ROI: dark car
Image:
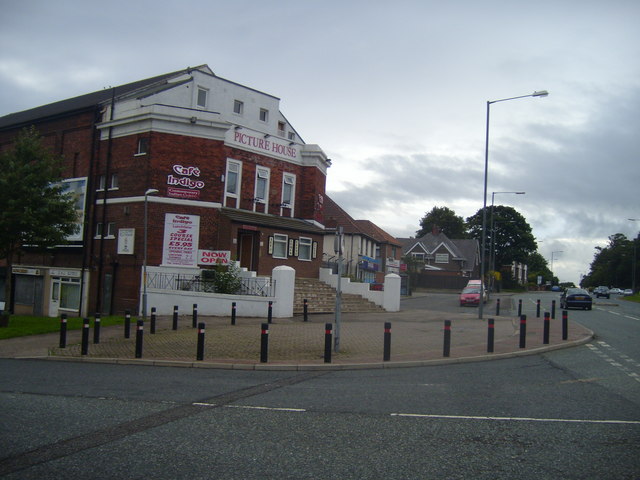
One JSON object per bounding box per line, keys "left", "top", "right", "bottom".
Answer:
{"left": 594, "top": 286, "right": 610, "bottom": 299}
{"left": 560, "top": 288, "right": 592, "bottom": 310}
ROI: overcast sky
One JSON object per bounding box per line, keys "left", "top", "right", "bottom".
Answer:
{"left": 1, "top": 0, "right": 639, "bottom": 284}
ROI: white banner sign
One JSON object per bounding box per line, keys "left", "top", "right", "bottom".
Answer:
{"left": 162, "top": 213, "right": 200, "bottom": 267}
{"left": 117, "top": 228, "right": 135, "bottom": 255}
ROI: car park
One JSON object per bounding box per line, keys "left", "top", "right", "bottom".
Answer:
{"left": 560, "top": 288, "right": 592, "bottom": 310}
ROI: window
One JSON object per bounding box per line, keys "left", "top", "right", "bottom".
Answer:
{"left": 254, "top": 167, "right": 269, "bottom": 203}
{"left": 58, "top": 278, "right": 81, "bottom": 310}
{"left": 136, "top": 138, "right": 149, "bottom": 155}
{"left": 277, "top": 121, "right": 286, "bottom": 136}
{"left": 233, "top": 100, "right": 244, "bottom": 115}
{"left": 196, "top": 87, "right": 208, "bottom": 108}
{"left": 412, "top": 252, "right": 425, "bottom": 261}
{"left": 97, "top": 174, "right": 118, "bottom": 190}
{"left": 281, "top": 173, "right": 295, "bottom": 207}
{"left": 97, "top": 175, "right": 106, "bottom": 191}
{"left": 95, "top": 222, "right": 116, "bottom": 239}
{"left": 109, "top": 174, "right": 118, "bottom": 190}
{"left": 225, "top": 160, "right": 241, "bottom": 196}
{"left": 288, "top": 131, "right": 295, "bottom": 141}
{"left": 259, "top": 108, "right": 269, "bottom": 122}
{"left": 435, "top": 253, "right": 449, "bottom": 264}
{"left": 272, "top": 234, "right": 288, "bottom": 259}
{"left": 298, "top": 237, "right": 312, "bottom": 261}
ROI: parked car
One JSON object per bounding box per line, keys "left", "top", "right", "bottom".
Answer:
{"left": 560, "top": 288, "right": 592, "bottom": 310}
{"left": 594, "top": 286, "right": 610, "bottom": 299}
{"left": 610, "top": 288, "right": 623, "bottom": 295}
{"left": 459, "top": 286, "right": 486, "bottom": 307}
{"left": 623, "top": 289, "right": 633, "bottom": 296}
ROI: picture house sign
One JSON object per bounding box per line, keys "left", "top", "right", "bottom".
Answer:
{"left": 167, "top": 164, "right": 204, "bottom": 199}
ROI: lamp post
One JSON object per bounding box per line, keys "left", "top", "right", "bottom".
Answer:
{"left": 479, "top": 91, "right": 548, "bottom": 319}
{"left": 142, "top": 188, "right": 159, "bottom": 320}
{"left": 489, "top": 191, "right": 525, "bottom": 292}
{"left": 629, "top": 219, "right": 639, "bottom": 293}
{"left": 551, "top": 250, "right": 563, "bottom": 286}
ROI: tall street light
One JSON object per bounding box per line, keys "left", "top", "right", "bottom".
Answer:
{"left": 142, "top": 188, "right": 159, "bottom": 320}
{"left": 489, "top": 191, "right": 525, "bottom": 292}
{"left": 551, "top": 250, "right": 563, "bottom": 286}
{"left": 629, "top": 219, "right": 639, "bottom": 293}
{"left": 479, "top": 91, "right": 548, "bottom": 319}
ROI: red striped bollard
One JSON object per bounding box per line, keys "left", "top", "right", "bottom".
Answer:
{"left": 551, "top": 300, "right": 556, "bottom": 319}
{"left": 383, "top": 322, "right": 392, "bottom": 361}
{"left": 543, "top": 311, "right": 550, "bottom": 344}
{"left": 150, "top": 307, "right": 156, "bottom": 334}
{"left": 518, "top": 299, "right": 522, "bottom": 317}
{"left": 562, "top": 310, "right": 568, "bottom": 340}
{"left": 519, "top": 315, "right": 527, "bottom": 349}
{"left": 172, "top": 305, "right": 178, "bottom": 330}
{"left": 487, "top": 318, "right": 494, "bottom": 353}
{"left": 536, "top": 299, "right": 541, "bottom": 318}
{"left": 231, "top": 302, "right": 236, "bottom": 325}
{"left": 192, "top": 303, "right": 198, "bottom": 328}
{"left": 135, "top": 320, "right": 144, "bottom": 358}
{"left": 59, "top": 314, "right": 68, "bottom": 348}
{"left": 196, "top": 322, "right": 205, "bottom": 361}
{"left": 303, "top": 299, "right": 308, "bottom": 322}
{"left": 324, "top": 323, "right": 332, "bottom": 363}
{"left": 260, "top": 323, "right": 269, "bottom": 363}
{"left": 267, "top": 301, "right": 273, "bottom": 324}
{"left": 495, "top": 298, "right": 501, "bottom": 316}
{"left": 443, "top": 320, "right": 451, "bottom": 357}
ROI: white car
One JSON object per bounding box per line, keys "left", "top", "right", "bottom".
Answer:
{"left": 623, "top": 289, "right": 633, "bottom": 296}
{"left": 610, "top": 288, "right": 623, "bottom": 295}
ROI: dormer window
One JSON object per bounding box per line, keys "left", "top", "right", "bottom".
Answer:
{"left": 196, "top": 87, "right": 208, "bottom": 109}
{"left": 259, "top": 108, "right": 269, "bottom": 122}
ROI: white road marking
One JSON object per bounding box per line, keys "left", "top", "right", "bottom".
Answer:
{"left": 225, "top": 405, "right": 306, "bottom": 412}
{"left": 390, "top": 413, "right": 640, "bottom": 425}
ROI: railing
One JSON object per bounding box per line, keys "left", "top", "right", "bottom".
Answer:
{"left": 147, "top": 272, "right": 276, "bottom": 297}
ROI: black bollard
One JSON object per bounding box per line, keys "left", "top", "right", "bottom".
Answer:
{"left": 150, "top": 307, "right": 156, "bottom": 334}
{"left": 81, "top": 318, "right": 90, "bottom": 355}
{"left": 487, "top": 318, "right": 495, "bottom": 353}
{"left": 519, "top": 314, "right": 527, "bottom": 349}
{"left": 268, "top": 301, "right": 273, "bottom": 324}
{"left": 562, "top": 310, "right": 568, "bottom": 340}
{"left": 192, "top": 303, "right": 198, "bottom": 329}
{"left": 551, "top": 300, "right": 556, "bottom": 319}
{"left": 196, "top": 322, "right": 205, "bottom": 361}
{"left": 383, "top": 322, "right": 392, "bottom": 362}
{"left": 59, "top": 314, "right": 68, "bottom": 348}
{"left": 93, "top": 313, "right": 101, "bottom": 344}
{"left": 260, "top": 323, "right": 269, "bottom": 363}
{"left": 231, "top": 302, "right": 236, "bottom": 326}
{"left": 172, "top": 305, "right": 178, "bottom": 330}
{"left": 536, "top": 299, "right": 541, "bottom": 318}
{"left": 496, "top": 298, "right": 501, "bottom": 316}
{"left": 518, "top": 299, "right": 522, "bottom": 317}
{"left": 324, "top": 323, "right": 332, "bottom": 363}
{"left": 303, "top": 299, "right": 308, "bottom": 322}
{"left": 135, "top": 320, "right": 144, "bottom": 358}
{"left": 124, "top": 310, "right": 131, "bottom": 339}
{"left": 443, "top": 320, "right": 451, "bottom": 357}
{"left": 543, "top": 311, "right": 550, "bottom": 344}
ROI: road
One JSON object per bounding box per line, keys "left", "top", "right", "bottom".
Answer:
{"left": 1, "top": 292, "right": 638, "bottom": 479}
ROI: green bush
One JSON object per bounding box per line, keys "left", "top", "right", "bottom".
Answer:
{"left": 201, "top": 262, "right": 242, "bottom": 294}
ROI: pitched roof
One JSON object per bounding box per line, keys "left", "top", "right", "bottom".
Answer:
{"left": 0, "top": 65, "right": 213, "bottom": 130}
{"left": 354, "top": 220, "right": 402, "bottom": 246}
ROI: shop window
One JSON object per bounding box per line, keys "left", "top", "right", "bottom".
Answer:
{"left": 298, "top": 237, "right": 312, "bottom": 261}
{"left": 59, "top": 278, "right": 80, "bottom": 310}
{"left": 233, "top": 100, "right": 244, "bottom": 115}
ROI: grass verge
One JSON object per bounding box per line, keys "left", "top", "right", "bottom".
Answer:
{"left": 0, "top": 315, "right": 124, "bottom": 340}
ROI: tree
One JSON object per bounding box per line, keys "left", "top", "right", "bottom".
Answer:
{"left": 0, "top": 127, "right": 79, "bottom": 310}
{"left": 526, "top": 251, "right": 553, "bottom": 286}
{"left": 466, "top": 205, "right": 537, "bottom": 271}
{"left": 417, "top": 206, "right": 466, "bottom": 238}
{"left": 582, "top": 233, "right": 638, "bottom": 290}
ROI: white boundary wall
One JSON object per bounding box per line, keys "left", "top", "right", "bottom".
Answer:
{"left": 319, "top": 268, "right": 401, "bottom": 312}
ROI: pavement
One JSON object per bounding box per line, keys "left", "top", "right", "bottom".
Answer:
{"left": 0, "top": 296, "right": 594, "bottom": 370}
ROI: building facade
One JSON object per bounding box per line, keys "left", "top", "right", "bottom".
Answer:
{"left": 0, "top": 65, "right": 330, "bottom": 317}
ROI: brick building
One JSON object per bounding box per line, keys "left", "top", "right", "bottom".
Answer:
{"left": 0, "top": 65, "right": 329, "bottom": 317}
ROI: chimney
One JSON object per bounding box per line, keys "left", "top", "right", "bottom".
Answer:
{"left": 432, "top": 224, "right": 440, "bottom": 235}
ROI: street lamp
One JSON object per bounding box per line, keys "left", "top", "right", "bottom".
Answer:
{"left": 551, "top": 250, "right": 563, "bottom": 286}
{"left": 489, "top": 191, "right": 525, "bottom": 292}
{"left": 142, "top": 188, "right": 159, "bottom": 320}
{"left": 479, "top": 91, "right": 548, "bottom": 319}
{"left": 629, "top": 219, "right": 639, "bottom": 293}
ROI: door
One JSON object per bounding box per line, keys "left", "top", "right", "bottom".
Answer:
{"left": 238, "top": 231, "right": 257, "bottom": 271}
{"left": 49, "top": 278, "right": 60, "bottom": 317}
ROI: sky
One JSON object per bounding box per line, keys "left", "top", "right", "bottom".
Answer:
{"left": 1, "top": 0, "right": 639, "bottom": 284}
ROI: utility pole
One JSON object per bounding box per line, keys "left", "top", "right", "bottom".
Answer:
{"left": 334, "top": 227, "right": 344, "bottom": 352}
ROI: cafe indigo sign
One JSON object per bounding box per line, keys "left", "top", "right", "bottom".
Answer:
{"left": 167, "top": 164, "right": 204, "bottom": 199}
